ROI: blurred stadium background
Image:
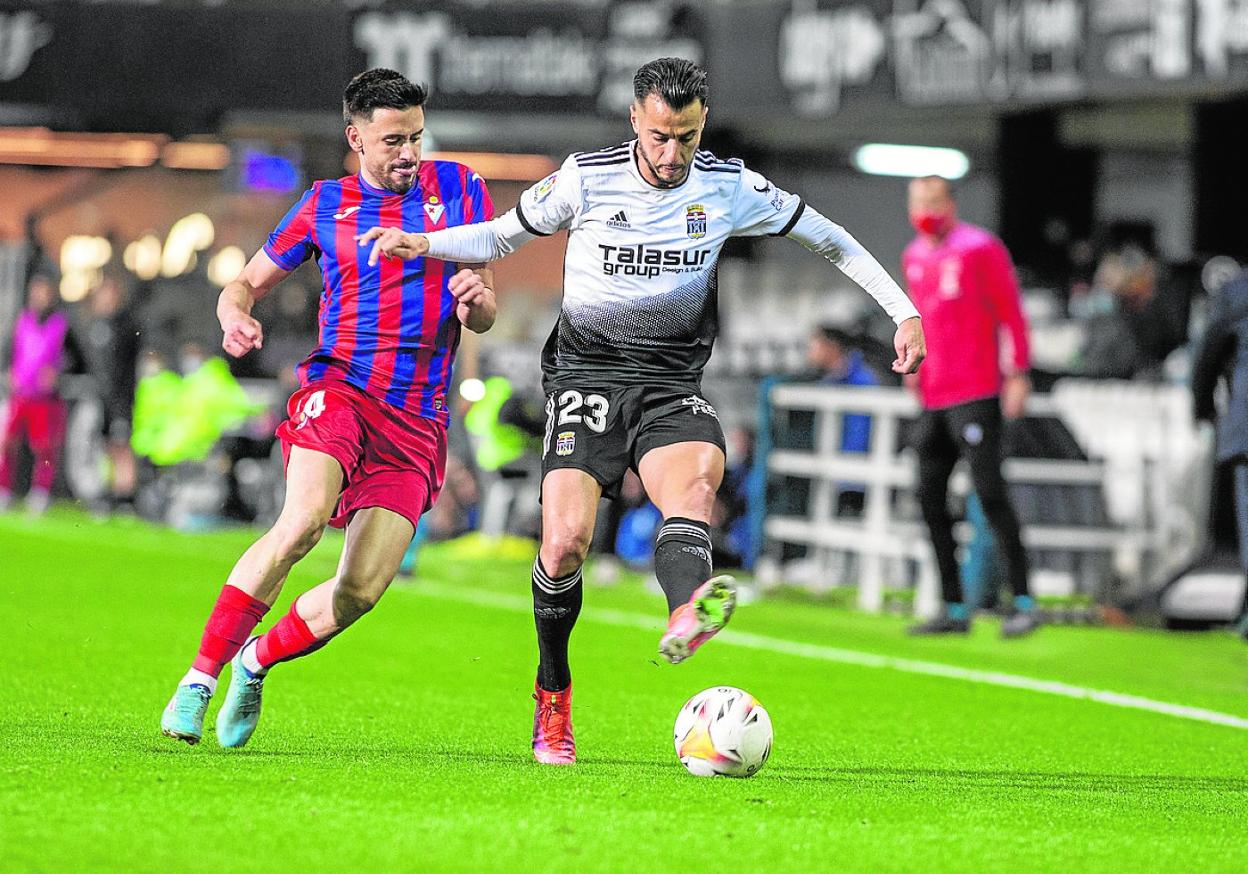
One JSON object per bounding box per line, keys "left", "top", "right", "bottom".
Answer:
{"left": 2, "top": 1, "right": 1247, "bottom": 869}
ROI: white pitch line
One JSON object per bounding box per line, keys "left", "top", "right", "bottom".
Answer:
{"left": 411, "top": 582, "right": 1248, "bottom": 732}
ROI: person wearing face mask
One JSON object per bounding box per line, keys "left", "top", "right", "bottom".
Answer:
{"left": 902, "top": 175, "right": 1038, "bottom": 638}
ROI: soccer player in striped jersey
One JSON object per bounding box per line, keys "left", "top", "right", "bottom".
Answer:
{"left": 360, "top": 58, "right": 926, "bottom": 765}
{"left": 160, "top": 69, "right": 496, "bottom": 747}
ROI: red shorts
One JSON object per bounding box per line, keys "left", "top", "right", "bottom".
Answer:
{"left": 3, "top": 395, "right": 66, "bottom": 454}
{"left": 276, "top": 380, "right": 447, "bottom": 531}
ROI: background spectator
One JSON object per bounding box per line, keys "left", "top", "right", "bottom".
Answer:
{"left": 1, "top": 273, "right": 71, "bottom": 514}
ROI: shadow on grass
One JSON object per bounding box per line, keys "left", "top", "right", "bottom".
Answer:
{"left": 144, "top": 743, "right": 672, "bottom": 773}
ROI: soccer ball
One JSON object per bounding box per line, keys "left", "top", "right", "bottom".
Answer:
{"left": 673, "top": 686, "right": 772, "bottom": 778}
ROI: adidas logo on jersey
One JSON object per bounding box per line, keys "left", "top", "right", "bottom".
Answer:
{"left": 606, "top": 210, "right": 631, "bottom": 229}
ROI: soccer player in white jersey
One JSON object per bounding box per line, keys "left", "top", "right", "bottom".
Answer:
{"left": 358, "top": 58, "right": 925, "bottom": 765}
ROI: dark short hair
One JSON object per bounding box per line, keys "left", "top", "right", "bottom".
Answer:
{"left": 633, "top": 57, "right": 708, "bottom": 110}
{"left": 343, "top": 68, "right": 428, "bottom": 125}
{"left": 816, "top": 324, "right": 857, "bottom": 347}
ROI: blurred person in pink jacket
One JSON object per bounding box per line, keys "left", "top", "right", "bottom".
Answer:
{"left": 1, "top": 274, "right": 70, "bottom": 514}
{"left": 902, "top": 176, "right": 1038, "bottom": 638}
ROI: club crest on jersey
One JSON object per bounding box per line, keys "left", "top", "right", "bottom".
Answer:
{"left": 680, "top": 395, "right": 718, "bottom": 418}
{"left": 424, "top": 196, "right": 445, "bottom": 224}
{"left": 685, "top": 204, "right": 707, "bottom": 239}
{"left": 555, "top": 431, "right": 576, "bottom": 456}
{"left": 533, "top": 172, "right": 558, "bottom": 202}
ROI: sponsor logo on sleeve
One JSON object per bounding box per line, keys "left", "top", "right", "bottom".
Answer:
{"left": 533, "top": 172, "right": 558, "bottom": 202}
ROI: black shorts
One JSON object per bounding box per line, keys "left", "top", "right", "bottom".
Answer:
{"left": 100, "top": 397, "right": 133, "bottom": 443}
{"left": 541, "top": 384, "right": 726, "bottom": 498}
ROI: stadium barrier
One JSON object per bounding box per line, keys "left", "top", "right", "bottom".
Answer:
{"left": 762, "top": 382, "right": 1214, "bottom": 617}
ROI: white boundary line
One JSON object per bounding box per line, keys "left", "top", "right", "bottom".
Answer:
{"left": 413, "top": 582, "right": 1248, "bottom": 732}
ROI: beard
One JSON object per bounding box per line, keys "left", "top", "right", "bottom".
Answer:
{"left": 635, "top": 144, "right": 687, "bottom": 189}
{"left": 361, "top": 147, "right": 417, "bottom": 194}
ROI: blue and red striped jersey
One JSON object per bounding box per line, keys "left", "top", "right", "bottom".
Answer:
{"left": 263, "top": 161, "right": 493, "bottom": 425}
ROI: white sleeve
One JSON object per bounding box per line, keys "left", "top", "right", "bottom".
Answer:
{"left": 787, "top": 205, "right": 921, "bottom": 325}
{"left": 424, "top": 210, "right": 533, "bottom": 263}
{"left": 515, "top": 157, "right": 582, "bottom": 236}
{"left": 729, "top": 167, "right": 805, "bottom": 237}
{"left": 423, "top": 156, "right": 582, "bottom": 263}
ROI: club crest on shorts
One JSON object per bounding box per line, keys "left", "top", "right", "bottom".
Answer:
{"left": 680, "top": 395, "right": 718, "bottom": 418}
{"left": 685, "top": 204, "right": 707, "bottom": 239}
{"left": 555, "top": 430, "right": 576, "bottom": 456}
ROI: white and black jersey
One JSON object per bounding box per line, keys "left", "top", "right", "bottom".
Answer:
{"left": 423, "top": 140, "right": 919, "bottom": 390}
{"left": 512, "top": 143, "right": 805, "bottom": 387}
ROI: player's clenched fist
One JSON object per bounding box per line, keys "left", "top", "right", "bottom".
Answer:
{"left": 892, "top": 316, "right": 926, "bottom": 374}
{"left": 449, "top": 268, "right": 488, "bottom": 307}
{"left": 221, "top": 311, "right": 264, "bottom": 358}
{"left": 356, "top": 226, "right": 430, "bottom": 266}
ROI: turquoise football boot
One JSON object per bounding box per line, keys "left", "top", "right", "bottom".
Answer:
{"left": 216, "top": 643, "right": 265, "bottom": 748}
{"left": 161, "top": 683, "right": 212, "bottom": 745}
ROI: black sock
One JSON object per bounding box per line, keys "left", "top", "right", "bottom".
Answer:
{"left": 532, "top": 557, "right": 582, "bottom": 692}
{"left": 654, "top": 517, "right": 713, "bottom": 613}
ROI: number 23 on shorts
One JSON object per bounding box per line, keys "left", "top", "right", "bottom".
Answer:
{"left": 547, "top": 389, "right": 610, "bottom": 458}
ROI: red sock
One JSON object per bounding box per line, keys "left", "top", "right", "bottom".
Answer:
{"left": 191, "top": 585, "right": 270, "bottom": 677}
{"left": 254, "top": 598, "right": 331, "bottom": 669}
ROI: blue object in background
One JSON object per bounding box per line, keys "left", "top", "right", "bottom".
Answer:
{"left": 240, "top": 149, "right": 300, "bottom": 194}
{"left": 961, "top": 491, "right": 1001, "bottom": 609}
{"left": 615, "top": 502, "right": 662, "bottom": 569}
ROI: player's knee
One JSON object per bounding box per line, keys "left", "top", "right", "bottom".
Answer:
{"left": 272, "top": 512, "right": 328, "bottom": 562}
{"left": 540, "top": 529, "right": 591, "bottom": 578}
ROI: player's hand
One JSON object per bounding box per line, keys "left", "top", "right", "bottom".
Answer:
{"left": 220, "top": 311, "right": 264, "bottom": 358}
{"left": 449, "top": 268, "right": 490, "bottom": 308}
{"left": 355, "top": 226, "right": 429, "bottom": 266}
{"left": 892, "top": 316, "right": 926, "bottom": 374}
{"left": 1001, "top": 372, "right": 1031, "bottom": 420}
{"left": 449, "top": 269, "right": 496, "bottom": 332}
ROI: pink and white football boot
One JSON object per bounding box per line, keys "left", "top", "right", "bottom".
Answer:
{"left": 659, "top": 575, "right": 737, "bottom": 665}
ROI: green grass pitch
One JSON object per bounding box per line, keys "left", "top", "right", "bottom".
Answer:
{"left": 2, "top": 508, "right": 1246, "bottom": 872}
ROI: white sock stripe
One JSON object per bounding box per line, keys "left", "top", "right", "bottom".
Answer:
{"left": 657, "top": 523, "right": 712, "bottom": 545}
{"left": 532, "top": 560, "right": 582, "bottom": 594}
{"left": 533, "top": 574, "right": 583, "bottom": 596}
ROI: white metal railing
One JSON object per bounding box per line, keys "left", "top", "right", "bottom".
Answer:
{"left": 763, "top": 382, "right": 1215, "bottom": 617}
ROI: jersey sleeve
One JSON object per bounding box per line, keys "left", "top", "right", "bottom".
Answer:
{"left": 263, "top": 186, "right": 319, "bottom": 271}
{"left": 979, "top": 237, "right": 1031, "bottom": 374}
{"left": 463, "top": 168, "right": 495, "bottom": 224}
{"left": 730, "top": 167, "right": 805, "bottom": 238}
{"left": 514, "top": 156, "right": 581, "bottom": 236}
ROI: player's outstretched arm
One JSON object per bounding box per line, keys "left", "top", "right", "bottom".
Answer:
{"left": 784, "top": 204, "right": 925, "bottom": 373}
{"left": 356, "top": 227, "right": 430, "bottom": 265}
{"left": 452, "top": 265, "right": 497, "bottom": 334}
{"left": 217, "top": 250, "right": 290, "bottom": 358}
{"left": 358, "top": 210, "right": 537, "bottom": 268}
